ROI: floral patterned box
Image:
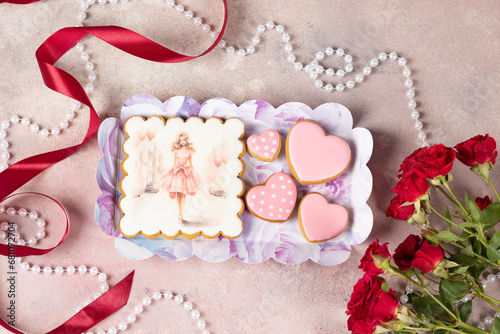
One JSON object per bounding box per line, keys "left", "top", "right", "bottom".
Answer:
{"left": 95, "top": 95, "right": 373, "bottom": 265}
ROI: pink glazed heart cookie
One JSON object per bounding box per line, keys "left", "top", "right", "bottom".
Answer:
{"left": 286, "top": 120, "right": 351, "bottom": 184}
{"left": 245, "top": 172, "right": 297, "bottom": 222}
{"left": 298, "top": 193, "right": 349, "bottom": 243}
{"left": 247, "top": 129, "right": 281, "bottom": 162}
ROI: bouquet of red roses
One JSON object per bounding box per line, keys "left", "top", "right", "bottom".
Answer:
{"left": 347, "top": 135, "right": 500, "bottom": 334}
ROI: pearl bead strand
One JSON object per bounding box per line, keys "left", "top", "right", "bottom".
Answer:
{"left": 0, "top": 205, "right": 46, "bottom": 246}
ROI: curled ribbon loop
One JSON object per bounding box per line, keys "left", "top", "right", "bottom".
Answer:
{"left": 0, "top": 1, "right": 228, "bottom": 332}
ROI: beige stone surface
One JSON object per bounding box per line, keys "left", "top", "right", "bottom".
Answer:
{"left": 1, "top": 0, "right": 500, "bottom": 333}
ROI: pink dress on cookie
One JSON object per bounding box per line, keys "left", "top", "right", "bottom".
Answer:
{"left": 158, "top": 149, "right": 201, "bottom": 198}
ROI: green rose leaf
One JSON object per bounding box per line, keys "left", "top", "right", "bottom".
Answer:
{"left": 467, "top": 262, "right": 487, "bottom": 281}
{"left": 487, "top": 231, "right": 500, "bottom": 263}
{"left": 459, "top": 300, "right": 472, "bottom": 322}
{"left": 479, "top": 202, "right": 500, "bottom": 229}
{"left": 439, "top": 279, "right": 467, "bottom": 302}
{"left": 448, "top": 253, "right": 477, "bottom": 266}
{"left": 433, "top": 231, "right": 462, "bottom": 242}
{"left": 492, "top": 317, "right": 500, "bottom": 334}
{"left": 461, "top": 245, "right": 474, "bottom": 258}
{"left": 467, "top": 195, "right": 481, "bottom": 221}
{"left": 411, "top": 296, "right": 434, "bottom": 320}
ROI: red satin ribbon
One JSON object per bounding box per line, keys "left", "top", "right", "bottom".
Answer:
{"left": 0, "top": 0, "right": 228, "bottom": 332}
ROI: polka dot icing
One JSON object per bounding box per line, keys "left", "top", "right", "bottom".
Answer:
{"left": 247, "top": 129, "right": 281, "bottom": 162}
{"left": 245, "top": 172, "right": 297, "bottom": 222}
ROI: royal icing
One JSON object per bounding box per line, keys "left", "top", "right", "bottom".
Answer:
{"left": 286, "top": 120, "right": 351, "bottom": 184}
{"left": 247, "top": 129, "right": 281, "bottom": 161}
{"left": 120, "top": 116, "right": 246, "bottom": 240}
{"left": 245, "top": 172, "right": 297, "bottom": 222}
{"left": 298, "top": 193, "right": 348, "bottom": 243}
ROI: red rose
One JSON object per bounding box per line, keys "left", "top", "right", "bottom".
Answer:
{"left": 399, "top": 144, "right": 456, "bottom": 180}
{"left": 476, "top": 196, "right": 492, "bottom": 211}
{"left": 347, "top": 274, "right": 399, "bottom": 334}
{"left": 392, "top": 171, "right": 429, "bottom": 203}
{"left": 455, "top": 134, "right": 497, "bottom": 167}
{"left": 398, "top": 147, "right": 424, "bottom": 174}
{"left": 386, "top": 195, "right": 415, "bottom": 220}
{"left": 359, "top": 239, "right": 391, "bottom": 276}
{"left": 393, "top": 234, "right": 444, "bottom": 273}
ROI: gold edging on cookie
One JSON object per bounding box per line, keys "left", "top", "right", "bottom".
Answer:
{"left": 297, "top": 192, "right": 349, "bottom": 243}
{"left": 244, "top": 172, "right": 296, "bottom": 223}
{"left": 285, "top": 120, "right": 352, "bottom": 185}
{"left": 247, "top": 129, "right": 281, "bottom": 162}
{"left": 118, "top": 115, "right": 246, "bottom": 240}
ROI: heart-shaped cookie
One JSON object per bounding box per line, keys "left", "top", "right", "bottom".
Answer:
{"left": 245, "top": 172, "right": 297, "bottom": 222}
{"left": 298, "top": 193, "right": 348, "bottom": 243}
{"left": 286, "top": 120, "right": 351, "bottom": 184}
{"left": 247, "top": 129, "right": 281, "bottom": 162}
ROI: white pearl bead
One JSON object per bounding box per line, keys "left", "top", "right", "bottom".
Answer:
{"left": 370, "top": 58, "right": 378, "bottom": 67}
{"left": 287, "top": 54, "right": 295, "bottom": 63}
{"left": 85, "top": 62, "right": 94, "bottom": 71}
{"left": 408, "top": 100, "right": 417, "bottom": 109}
{"left": 142, "top": 296, "right": 151, "bottom": 305}
{"left": 344, "top": 54, "right": 352, "bottom": 63}
{"left": 363, "top": 67, "right": 371, "bottom": 75}
{"left": 55, "top": 266, "right": 64, "bottom": 275}
{"left": 398, "top": 57, "right": 407, "bottom": 66}
{"left": 478, "top": 323, "right": 486, "bottom": 330}
{"left": 30, "top": 124, "right": 39, "bottom": 132}
{"left": 40, "top": 129, "right": 49, "bottom": 137}
{"left": 0, "top": 131, "right": 6, "bottom": 140}
{"left": 315, "top": 51, "right": 324, "bottom": 60}
{"left": 418, "top": 132, "right": 427, "bottom": 140}
{"left": 265, "top": 21, "right": 274, "bottom": 29}
{"left": 175, "top": 4, "right": 183, "bottom": 13}
{"left": 36, "top": 230, "right": 46, "bottom": 239}
{"left": 405, "top": 79, "right": 413, "bottom": 87}
{"left": 165, "top": 291, "right": 173, "bottom": 299}
{"left": 481, "top": 282, "right": 488, "bottom": 289}
{"left": 309, "top": 72, "right": 318, "bottom": 79}
{"left": 355, "top": 74, "right": 364, "bottom": 82}
{"left": 0, "top": 205, "right": 4, "bottom": 213}
{"left": 304, "top": 65, "right": 313, "bottom": 73}
{"left": 336, "top": 48, "right": 344, "bottom": 56}
{"left": 378, "top": 52, "right": 387, "bottom": 60}
{"left": 406, "top": 90, "right": 415, "bottom": 98}
{"left": 100, "top": 283, "right": 109, "bottom": 292}
{"left": 60, "top": 120, "right": 69, "bottom": 129}
{"left": 324, "top": 84, "right": 333, "bottom": 92}
{"left": 43, "top": 266, "right": 52, "bottom": 275}
{"left": 36, "top": 219, "right": 46, "bottom": 228}
{"left": 346, "top": 81, "right": 355, "bottom": 89}
{"left": 325, "top": 68, "right": 334, "bottom": 76}
{"left": 75, "top": 23, "right": 83, "bottom": 28}
{"left": 336, "top": 69, "right": 345, "bottom": 78}
{"left": 202, "top": 331, "right": 210, "bottom": 334}
{"left": 193, "top": 17, "right": 202, "bottom": 25}
{"left": 85, "top": 83, "right": 94, "bottom": 92}
{"left": 210, "top": 32, "right": 218, "bottom": 40}
{"left": 315, "top": 65, "right": 324, "bottom": 74}
{"left": 0, "top": 231, "right": 5, "bottom": 239}
{"left": 20, "top": 262, "right": 29, "bottom": 271}
{"left": 66, "top": 266, "right": 76, "bottom": 274}
{"left": 88, "top": 73, "right": 96, "bottom": 82}
{"left": 153, "top": 291, "right": 162, "bottom": 300}
{"left": 389, "top": 52, "right": 398, "bottom": 60}
{"left": 488, "top": 274, "right": 497, "bottom": 282}
{"left": 98, "top": 0, "right": 106, "bottom": 5}
{"left": 225, "top": 46, "right": 235, "bottom": 54}
{"left": 66, "top": 111, "right": 75, "bottom": 120}
{"left": 284, "top": 44, "right": 293, "bottom": 53}
{"left": 127, "top": 314, "right": 136, "bottom": 323}
{"left": 400, "top": 295, "right": 409, "bottom": 303}
{"left": 236, "top": 49, "right": 246, "bottom": 57}
{"left": 197, "top": 320, "right": 206, "bottom": 329}
{"left": 294, "top": 62, "right": 303, "bottom": 70}
{"left": 108, "top": 327, "right": 117, "bottom": 334}
{"left": 191, "top": 310, "right": 200, "bottom": 319}
{"left": 51, "top": 127, "right": 60, "bottom": 136}
{"left": 21, "top": 117, "right": 30, "bottom": 126}
{"left": 414, "top": 121, "right": 423, "bottom": 130}
{"left": 80, "top": 52, "right": 89, "bottom": 61}
{"left": 28, "top": 211, "right": 38, "bottom": 220}
{"left": 78, "top": 265, "right": 87, "bottom": 274}
{"left": 166, "top": 0, "right": 174, "bottom": 6}
{"left": 325, "top": 47, "right": 334, "bottom": 56}
{"left": 134, "top": 305, "right": 143, "bottom": 314}
{"left": 403, "top": 68, "right": 411, "bottom": 76}
{"left": 10, "top": 115, "right": 19, "bottom": 124}
{"left": 87, "top": 0, "right": 96, "bottom": 4}
{"left": 405, "top": 285, "right": 414, "bottom": 293}
{"left": 485, "top": 317, "right": 494, "bottom": 326}
{"left": 175, "top": 295, "right": 184, "bottom": 303}
{"left": 257, "top": 25, "right": 265, "bottom": 33}
{"left": 0, "top": 221, "right": 7, "bottom": 229}
{"left": 202, "top": 24, "right": 210, "bottom": 33}
{"left": 98, "top": 272, "right": 107, "bottom": 281}
{"left": 5, "top": 207, "right": 15, "bottom": 215}
{"left": 118, "top": 322, "right": 127, "bottom": 331}
{"left": 252, "top": 36, "right": 260, "bottom": 45}
{"left": 77, "top": 12, "right": 86, "bottom": 21}
{"left": 336, "top": 84, "right": 344, "bottom": 92}
{"left": 17, "top": 239, "right": 25, "bottom": 246}
{"left": 93, "top": 292, "right": 101, "bottom": 300}
{"left": 31, "top": 265, "right": 40, "bottom": 274}
{"left": 345, "top": 64, "right": 353, "bottom": 72}
{"left": 411, "top": 111, "right": 419, "bottom": 119}
{"left": 184, "top": 10, "right": 193, "bottom": 19}
{"left": 1, "top": 121, "right": 9, "bottom": 129}
{"left": 281, "top": 34, "right": 290, "bottom": 42}
{"left": 2, "top": 152, "right": 10, "bottom": 161}
{"left": 218, "top": 40, "right": 226, "bottom": 48}
{"left": 89, "top": 267, "right": 99, "bottom": 275}
{"left": 0, "top": 163, "right": 8, "bottom": 171}
{"left": 184, "top": 301, "right": 193, "bottom": 310}
{"left": 314, "top": 80, "right": 323, "bottom": 89}
{"left": 275, "top": 25, "right": 284, "bottom": 33}
{"left": 495, "top": 312, "right": 500, "bottom": 318}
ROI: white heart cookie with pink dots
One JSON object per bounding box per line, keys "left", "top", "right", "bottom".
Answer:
{"left": 245, "top": 172, "right": 297, "bottom": 223}
{"left": 247, "top": 129, "right": 281, "bottom": 162}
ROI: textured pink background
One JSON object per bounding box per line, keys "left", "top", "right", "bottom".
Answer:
{"left": 1, "top": 1, "right": 500, "bottom": 333}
